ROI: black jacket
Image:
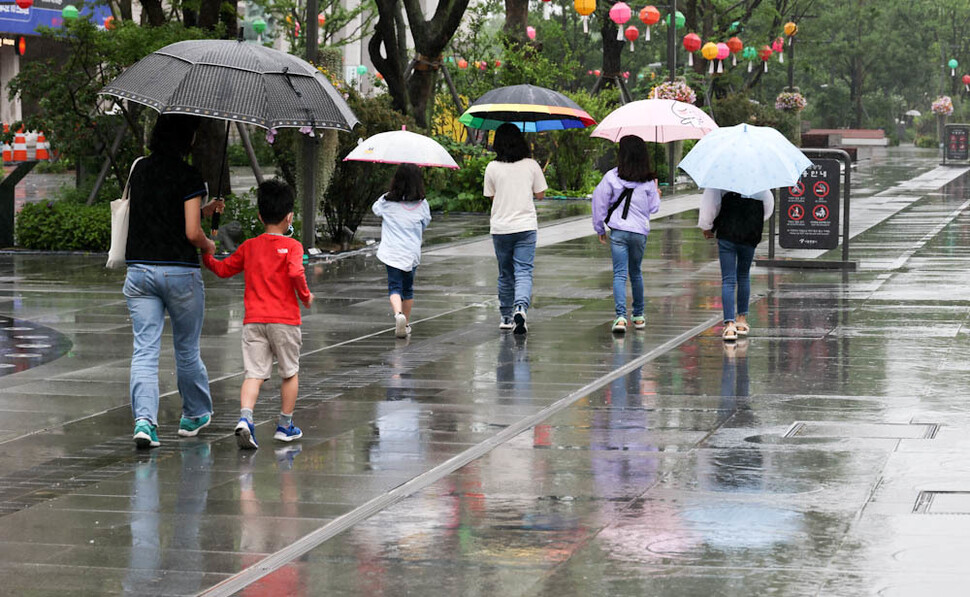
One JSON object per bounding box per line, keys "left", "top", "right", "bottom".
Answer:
{"left": 712, "top": 192, "right": 765, "bottom": 247}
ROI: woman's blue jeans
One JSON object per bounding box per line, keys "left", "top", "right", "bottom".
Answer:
{"left": 717, "top": 239, "right": 756, "bottom": 323}
{"left": 124, "top": 264, "right": 213, "bottom": 426}
{"left": 610, "top": 229, "right": 646, "bottom": 319}
{"left": 492, "top": 230, "right": 536, "bottom": 318}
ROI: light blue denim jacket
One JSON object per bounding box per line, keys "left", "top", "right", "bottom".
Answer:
{"left": 372, "top": 195, "right": 432, "bottom": 272}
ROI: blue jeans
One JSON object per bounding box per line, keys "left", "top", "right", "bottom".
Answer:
{"left": 124, "top": 265, "right": 213, "bottom": 426}
{"left": 717, "top": 239, "right": 756, "bottom": 323}
{"left": 386, "top": 265, "right": 415, "bottom": 300}
{"left": 492, "top": 230, "right": 536, "bottom": 318}
{"left": 610, "top": 230, "right": 646, "bottom": 319}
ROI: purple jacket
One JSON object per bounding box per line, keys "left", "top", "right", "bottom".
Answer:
{"left": 591, "top": 168, "right": 661, "bottom": 236}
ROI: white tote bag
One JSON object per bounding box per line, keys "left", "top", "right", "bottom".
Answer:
{"left": 106, "top": 157, "right": 144, "bottom": 269}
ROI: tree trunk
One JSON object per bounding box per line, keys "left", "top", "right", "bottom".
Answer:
{"left": 503, "top": 0, "right": 529, "bottom": 45}
{"left": 138, "top": 0, "right": 166, "bottom": 26}
{"left": 600, "top": 5, "right": 623, "bottom": 80}
{"left": 370, "top": 0, "right": 470, "bottom": 127}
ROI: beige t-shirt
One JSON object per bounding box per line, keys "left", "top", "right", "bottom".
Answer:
{"left": 483, "top": 158, "right": 548, "bottom": 235}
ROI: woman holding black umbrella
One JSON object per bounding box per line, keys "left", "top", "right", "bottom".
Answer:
{"left": 124, "top": 114, "right": 222, "bottom": 449}
{"left": 484, "top": 123, "right": 548, "bottom": 335}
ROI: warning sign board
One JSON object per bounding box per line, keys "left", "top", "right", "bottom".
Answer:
{"left": 779, "top": 158, "right": 840, "bottom": 250}
{"left": 946, "top": 125, "right": 970, "bottom": 162}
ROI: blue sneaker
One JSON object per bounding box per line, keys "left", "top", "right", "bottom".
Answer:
{"left": 133, "top": 420, "right": 160, "bottom": 449}
{"left": 178, "top": 413, "right": 211, "bottom": 437}
{"left": 234, "top": 418, "right": 258, "bottom": 450}
{"left": 273, "top": 423, "right": 303, "bottom": 442}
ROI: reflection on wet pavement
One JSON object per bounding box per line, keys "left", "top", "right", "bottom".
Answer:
{"left": 3, "top": 147, "right": 970, "bottom": 595}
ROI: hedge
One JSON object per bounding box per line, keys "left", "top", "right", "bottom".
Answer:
{"left": 16, "top": 201, "right": 110, "bottom": 251}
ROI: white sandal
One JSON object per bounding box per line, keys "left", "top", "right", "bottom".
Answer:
{"left": 722, "top": 322, "right": 738, "bottom": 341}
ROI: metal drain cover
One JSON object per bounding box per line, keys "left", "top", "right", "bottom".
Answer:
{"left": 784, "top": 421, "right": 939, "bottom": 440}
{"left": 914, "top": 491, "right": 970, "bottom": 514}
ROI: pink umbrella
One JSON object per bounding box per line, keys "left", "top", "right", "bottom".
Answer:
{"left": 591, "top": 98, "right": 718, "bottom": 143}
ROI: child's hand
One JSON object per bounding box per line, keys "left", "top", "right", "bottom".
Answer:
{"left": 302, "top": 293, "right": 314, "bottom": 308}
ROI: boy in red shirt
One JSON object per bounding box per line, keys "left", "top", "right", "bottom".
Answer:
{"left": 203, "top": 180, "right": 314, "bottom": 449}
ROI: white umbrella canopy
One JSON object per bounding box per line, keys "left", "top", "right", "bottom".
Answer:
{"left": 905, "top": 109, "right": 922, "bottom": 117}
{"left": 678, "top": 123, "right": 812, "bottom": 196}
{"left": 591, "top": 99, "right": 718, "bottom": 143}
{"left": 343, "top": 127, "right": 460, "bottom": 169}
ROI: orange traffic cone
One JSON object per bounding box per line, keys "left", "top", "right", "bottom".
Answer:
{"left": 1, "top": 143, "right": 10, "bottom": 163}
{"left": 35, "top": 132, "right": 49, "bottom": 160}
{"left": 12, "top": 132, "right": 26, "bottom": 162}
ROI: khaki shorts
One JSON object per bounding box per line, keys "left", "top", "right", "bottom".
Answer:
{"left": 241, "top": 323, "right": 303, "bottom": 380}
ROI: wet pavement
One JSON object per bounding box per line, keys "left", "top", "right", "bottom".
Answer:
{"left": 2, "top": 146, "right": 970, "bottom": 595}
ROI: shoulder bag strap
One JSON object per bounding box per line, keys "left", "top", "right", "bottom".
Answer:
{"left": 122, "top": 156, "right": 145, "bottom": 202}
{"left": 605, "top": 187, "right": 634, "bottom": 226}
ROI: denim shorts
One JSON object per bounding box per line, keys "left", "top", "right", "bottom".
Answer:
{"left": 386, "top": 265, "right": 415, "bottom": 300}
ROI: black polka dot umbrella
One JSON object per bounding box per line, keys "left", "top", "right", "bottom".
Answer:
{"left": 99, "top": 39, "right": 358, "bottom": 132}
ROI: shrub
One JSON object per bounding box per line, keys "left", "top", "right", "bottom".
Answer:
{"left": 322, "top": 93, "right": 415, "bottom": 246}
{"left": 17, "top": 201, "right": 110, "bottom": 250}
{"left": 424, "top": 137, "right": 492, "bottom": 211}
{"left": 915, "top": 135, "right": 938, "bottom": 148}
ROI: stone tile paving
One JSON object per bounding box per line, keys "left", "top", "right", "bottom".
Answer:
{"left": 0, "top": 147, "right": 968, "bottom": 596}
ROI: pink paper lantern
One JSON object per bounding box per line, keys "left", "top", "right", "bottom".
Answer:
{"left": 526, "top": 26, "right": 536, "bottom": 40}
{"left": 609, "top": 2, "right": 632, "bottom": 40}
{"left": 715, "top": 42, "right": 729, "bottom": 73}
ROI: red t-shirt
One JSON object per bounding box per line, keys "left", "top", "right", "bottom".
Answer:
{"left": 203, "top": 234, "right": 311, "bottom": 325}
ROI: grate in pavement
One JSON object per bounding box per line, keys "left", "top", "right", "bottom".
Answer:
{"left": 783, "top": 421, "right": 940, "bottom": 440}
{"left": 914, "top": 491, "right": 970, "bottom": 514}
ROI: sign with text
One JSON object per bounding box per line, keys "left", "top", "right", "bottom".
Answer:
{"left": 946, "top": 125, "right": 970, "bottom": 162}
{"left": 0, "top": 1, "right": 111, "bottom": 37}
{"left": 779, "top": 158, "right": 840, "bottom": 250}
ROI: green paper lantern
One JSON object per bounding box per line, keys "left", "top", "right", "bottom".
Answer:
{"left": 665, "top": 11, "right": 685, "bottom": 29}
{"left": 728, "top": 21, "right": 741, "bottom": 34}
{"left": 356, "top": 64, "right": 367, "bottom": 75}
{"left": 62, "top": 4, "right": 78, "bottom": 20}
{"left": 949, "top": 58, "right": 959, "bottom": 69}
{"left": 742, "top": 46, "right": 757, "bottom": 60}
{"left": 252, "top": 18, "right": 266, "bottom": 34}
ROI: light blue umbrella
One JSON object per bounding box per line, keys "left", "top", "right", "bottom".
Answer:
{"left": 678, "top": 123, "right": 812, "bottom": 196}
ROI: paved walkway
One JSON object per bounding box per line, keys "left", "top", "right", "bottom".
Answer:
{"left": 1, "top": 147, "right": 970, "bottom": 596}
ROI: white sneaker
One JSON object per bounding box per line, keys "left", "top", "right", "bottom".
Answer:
{"left": 394, "top": 313, "right": 408, "bottom": 338}
{"left": 499, "top": 316, "right": 514, "bottom": 330}
{"left": 513, "top": 308, "right": 527, "bottom": 335}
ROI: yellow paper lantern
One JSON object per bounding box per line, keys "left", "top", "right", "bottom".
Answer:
{"left": 575, "top": 0, "right": 596, "bottom": 33}
{"left": 784, "top": 21, "right": 797, "bottom": 37}
{"left": 701, "top": 42, "right": 718, "bottom": 60}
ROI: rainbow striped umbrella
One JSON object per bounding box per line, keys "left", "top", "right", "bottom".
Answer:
{"left": 459, "top": 84, "right": 596, "bottom": 132}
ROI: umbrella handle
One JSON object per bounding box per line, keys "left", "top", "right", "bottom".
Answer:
{"left": 211, "top": 211, "right": 221, "bottom": 235}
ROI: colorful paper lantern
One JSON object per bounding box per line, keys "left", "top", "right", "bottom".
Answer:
{"left": 963, "top": 74, "right": 970, "bottom": 91}
{"left": 702, "top": 42, "right": 718, "bottom": 74}
{"left": 727, "top": 36, "right": 743, "bottom": 65}
{"left": 356, "top": 64, "right": 367, "bottom": 75}
{"left": 639, "top": 6, "right": 660, "bottom": 41}
{"left": 624, "top": 25, "right": 639, "bottom": 51}
{"left": 15, "top": 0, "right": 32, "bottom": 9}
{"left": 759, "top": 45, "right": 773, "bottom": 72}
{"left": 494, "top": 60, "right": 502, "bottom": 68}
{"left": 458, "top": 58, "right": 468, "bottom": 69}
{"left": 526, "top": 25, "right": 536, "bottom": 40}
{"left": 575, "top": 0, "right": 596, "bottom": 34}
{"left": 479, "top": 61, "right": 487, "bottom": 70}
{"left": 61, "top": 4, "right": 78, "bottom": 20}
{"left": 950, "top": 58, "right": 959, "bottom": 76}
{"left": 103, "top": 15, "right": 115, "bottom": 29}
{"left": 252, "top": 17, "right": 266, "bottom": 36}
{"left": 683, "top": 33, "right": 701, "bottom": 66}
{"left": 318, "top": 12, "right": 325, "bottom": 26}
{"left": 772, "top": 36, "right": 785, "bottom": 62}
{"left": 742, "top": 46, "right": 757, "bottom": 72}
{"left": 665, "top": 10, "right": 685, "bottom": 29}
{"left": 784, "top": 21, "right": 798, "bottom": 38}
{"left": 715, "top": 42, "right": 729, "bottom": 73}
{"left": 594, "top": 69, "right": 601, "bottom": 76}
{"left": 610, "top": 2, "right": 632, "bottom": 41}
